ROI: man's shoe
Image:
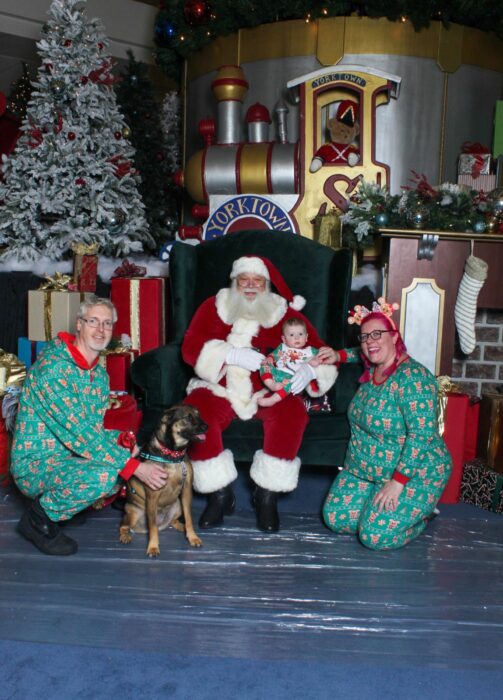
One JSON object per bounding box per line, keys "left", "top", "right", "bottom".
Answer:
{"left": 199, "top": 485, "right": 236, "bottom": 529}
{"left": 17, "top": 497, "right": 78, "bottom": 555}
{"left": 253, "top": 486, "right": 280, "bottom": 532}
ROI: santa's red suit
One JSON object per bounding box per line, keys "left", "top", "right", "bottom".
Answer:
{"left": 182, "top": 257, "right": 338, "bottom": 495}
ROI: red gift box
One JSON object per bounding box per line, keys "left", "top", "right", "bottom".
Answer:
{"left": 98, "top": 349, "right": 138, "bottom": 392}
{"left": 439, "top": 392, "right": 480, "bottom": 504}
{"left": 104, "top": 394, "right": 142, "bottom": 434}
{"left": 111, "top": 277, "right": 166, "bottom": 354}
{"left": 73, "top": 254, "right": 98, "bottom": 292}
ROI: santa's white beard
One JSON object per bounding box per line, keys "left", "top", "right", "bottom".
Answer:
{"left": 226, "top": 285, "right": 278, "bottom": 325}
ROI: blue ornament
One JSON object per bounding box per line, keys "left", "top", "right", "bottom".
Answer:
{"left": 375, "top": 212, "right": 389, "bottom": 227}
{"left": 159, "top": 242, "right": 173, "bottom": 263}
{"left": 473, "top": 219, "right": 486, "bottom": 233}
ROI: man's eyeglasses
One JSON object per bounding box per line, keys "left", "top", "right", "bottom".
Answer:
{"left": 80, "top": 317, "right": 114, "bottom": 330}
{"left": 358, "top": 330, "right": 393, "bottom": 343}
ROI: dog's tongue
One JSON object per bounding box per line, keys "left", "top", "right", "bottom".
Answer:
{"left": 196, "top": 433, "right": 206, "bottom": 441}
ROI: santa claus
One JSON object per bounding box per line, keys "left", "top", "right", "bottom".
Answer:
{"left": 182, "top": 256, "right": 339, "bottom": 532}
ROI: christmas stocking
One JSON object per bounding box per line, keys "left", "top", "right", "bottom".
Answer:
{"left": 454, "top": 255, "right": 488, "bottom": 355}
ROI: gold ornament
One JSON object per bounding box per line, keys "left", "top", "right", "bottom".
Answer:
{"left": 122, "top": 126, "right": 131, "bottom": 139}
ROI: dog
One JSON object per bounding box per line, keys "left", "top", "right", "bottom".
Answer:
{"left": 119, "top": 404, "right": 207, "bottom": 558}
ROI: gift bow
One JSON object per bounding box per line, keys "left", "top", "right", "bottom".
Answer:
{"left": 112, "top": 258, "right": 147, "bottom": 278}
{"left": 461, "top": 141, "right": 491, "bottom": 179}
{"left": 71, "top": 241, "right": 100, "bottom": 256}
{"left": 38, "top": 272, "right": 76, "bottom": 291}
{"left": 436, "top": 376, "right": 461, "bottom": 437}
{"left": 0, "top": 349, "right": 27, "bottom": 398}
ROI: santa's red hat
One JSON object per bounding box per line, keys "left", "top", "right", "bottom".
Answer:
{"left": 230, "top": 256, "right": 306, "bottom": 311}
{"left": 336, "top": 99, "right": 359, "bottom": 127}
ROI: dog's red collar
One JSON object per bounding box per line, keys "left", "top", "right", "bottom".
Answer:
{"left": 158, "top": 445, "right": 186, "bottom": 459}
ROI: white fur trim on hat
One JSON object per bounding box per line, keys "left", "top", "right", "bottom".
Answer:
{"left": 191, "top": 450, "right": 237, "bottom": 493}
{"left": 231, "top": 256, "right": 270, "bottom": 280}
{"left": 290, "top": 294, "right": 306, "bottom": 311}
{"left": 250, "top": 450, "right": 301, "bottom": 492}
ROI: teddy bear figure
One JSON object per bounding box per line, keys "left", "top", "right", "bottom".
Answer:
{"left": 310, "top": 99, "right": 360, "bottom": 173}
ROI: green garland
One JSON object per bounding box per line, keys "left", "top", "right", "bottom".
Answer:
{"left": 154, "top": 1, "right": 503, "bottom": 80}
{"left": 340, "top": 175, "right": 497, "bottom": 250}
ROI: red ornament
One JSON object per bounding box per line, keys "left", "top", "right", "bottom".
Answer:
{"left": 81, "top": 76, "right": 89, "bottom": 84}
{"left": 114, "top": 131, "right": 122, "bottom": 140}
{"left": 184, "top": 0, "right": 212, "bottom": 26}
{"left": 68, "top": 132, "right": 76, "bottom": 141}
{"left": 156, "top": 152, "right": 165, "bottom": 162}
{"left": 45, "top": 63, "right": 53, "bottom": 73}
{"left": 64, "top": 39, "right": 72, "bottom": 47}
{"left": 98, "top": 42, "right": 104, "bottom": 50}
{"left": 75, "top": 178, "right": 86, "bottom": 186}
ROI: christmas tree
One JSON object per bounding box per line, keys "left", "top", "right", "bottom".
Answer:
{"left": 160, "top": 90, "right": 182, "bottom": 178}
{"left": 0, "top": 0, "right": 153, "bottom": 262}
{"left": 115, "top": 51, "right": 180, "bottom": 248}
{"left": 7, "top": 62, "right": 34, "bottom": 121}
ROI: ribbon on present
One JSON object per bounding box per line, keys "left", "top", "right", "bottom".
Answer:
{"left": 112, "top": 258, "right": 147, "bottom": 278}
{"left": 37, "top": 273, "right": 78, "bottom": 340}
{"left": 71, "top": 242, "right": 100, "bottom": 256}
{"left": 461, "top": 142, "right": 491, "bottom": 178}
{"left": 0, "top": 350, "right": 26, "bottom": 398}
{"left": 437, "top": 376, "right": 462, "bottom": 437}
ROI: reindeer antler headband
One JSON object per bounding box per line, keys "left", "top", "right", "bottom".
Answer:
{"left": 348, "top": 296, "right": 399, "bottom": 326}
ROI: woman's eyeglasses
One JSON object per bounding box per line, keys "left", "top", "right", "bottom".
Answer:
{"left": 358, "top": 330, "right": 393, "bottom": 343}
{"left": 80, "top": 317, "right": 114, "bottom": 330}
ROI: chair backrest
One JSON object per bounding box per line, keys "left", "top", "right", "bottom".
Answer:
{"left": 169, "top": 230, "right": 353, "bottom": 348}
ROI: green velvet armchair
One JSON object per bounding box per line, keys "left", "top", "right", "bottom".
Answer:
{"left": 131, "top": 230, "right": 362, "bottom": 468}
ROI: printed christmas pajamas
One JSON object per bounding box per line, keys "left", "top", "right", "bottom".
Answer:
{"left": 323, "top": 351, "right": 451, "bottom": 549}
{"left": 11, "top": 336, "right": 136, "bottom": 521}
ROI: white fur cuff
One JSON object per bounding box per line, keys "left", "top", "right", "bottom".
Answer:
{"left": 250, "top": 450, "right": 301, "bottom": 493}
{"left": 194, "top": 339, "right": 230, "bottom": 384}
{"left": 306, "top": 363, "right": 338, "bottom": 397}
{"left": 191, "top": 449, "right": 238, "bottom": 493}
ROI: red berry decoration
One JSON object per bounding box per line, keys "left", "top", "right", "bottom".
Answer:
{"left": 81, "top": 76, "right": 89, "bottom": 84}
{"left": 98, "top": 42, "right": 104, "bottom": 50}
{"left": 184, "top": 0, "right": 212, "bottom": 26}
{"left": 114, "top": 131, "right": 122, "bottom": 140}
{"left": 75, "top": 178, "right": 86, "bottom": 186}
{"left": 68, "top": 132, "right": 76, "bottom": 140}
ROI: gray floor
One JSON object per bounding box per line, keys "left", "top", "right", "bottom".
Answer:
{"left": 1, "top": 469, "right": 502, "bottom": 674}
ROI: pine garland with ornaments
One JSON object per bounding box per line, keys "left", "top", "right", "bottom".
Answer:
{"left": 0, "top": 0, "right": 153, "bottom": 262}
{"left": 154, "top": 0, "right": 503, "bottom": 80}
{"left": 340, "top": 175, "right": 503, "bottom": 250}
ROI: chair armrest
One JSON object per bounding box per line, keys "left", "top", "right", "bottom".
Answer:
{"left": 131, "top": 342, "right": 193, "bottom": 410}
{"left": 331, "top": 362, "right": 362, "bottom": 414}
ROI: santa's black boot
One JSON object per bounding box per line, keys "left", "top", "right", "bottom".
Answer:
{"left": 253, "top": 486, "right": 280, "bottom": 533}
{"left": 199, "top": 485, "right": 236, "bottom": 529}
{"left": 17, "top": 497, "right": 78, "bottom": 555}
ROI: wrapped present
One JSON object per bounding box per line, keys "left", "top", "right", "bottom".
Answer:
{"left": 476, "top": 392, "right": 503, "bottom": 474}
{"left": 103, "top": 393, "right": 142, "bottom": 434}
{"left": 98, "top": 346, "right": 138, "bottom": 392}
{"left": 111, "top": 276, "right": 166, "bottom": 354}
{"left": 437, "top": 378, "right": 480, "bottom": 504}
{"left": 71, "top": 242, "right": 99, "bottom": 293}
{"left": 460, "top": 459, "right": 503, "bottom": 513}
{"left": 0, "top": 350, "right": 26, "bottom": 484}
{"left": 28, "top": 273, "right": 92, "bottom": 342}
{"left": 17, "top": 337, "right": 48, "bottom": 368}
{"left": 458, "top": 142, "right": 492, "bottom": 177}
{"left": 457, "top": 174, "right": 496, "bottom": 192}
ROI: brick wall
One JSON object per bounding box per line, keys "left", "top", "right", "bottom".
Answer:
{"left": 451, "top": 310, "right": 503, "bottom": 396}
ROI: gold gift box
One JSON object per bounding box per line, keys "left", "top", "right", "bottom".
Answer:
{"left": 28, "top": 290, "right": 92, "bottom": 342}
{"left": 477, "top": 393, "right": 503, "bottom": 474}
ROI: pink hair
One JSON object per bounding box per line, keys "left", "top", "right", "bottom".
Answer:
{"left": 358, "top": 312, "right": 407, "bottom": 383}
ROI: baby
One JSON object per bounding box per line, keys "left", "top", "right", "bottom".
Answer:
{"left": 257, "top": 318, "right": 321, "bottom": 407}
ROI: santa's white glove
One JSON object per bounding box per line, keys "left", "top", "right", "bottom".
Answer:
{"left": 290, "top": 363, "right": 317, "bottom": 394}
{"left": 226, "top": 347, "right": 265, "bottom": 372}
